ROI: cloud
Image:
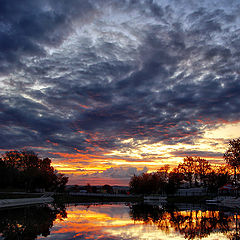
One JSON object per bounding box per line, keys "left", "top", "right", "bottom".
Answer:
{"left": 87, "top": 166, "right": 148, "bottom": 179}
{"left": 0, "top": 0, "right": 240, "bottom": 166}
{"left": 0, "top": 0, "right": 97, "bottom": 74}
{"left": 171, "top": 150, "right": 223, "bottom": 159}
{"left": 66, "top": 166, "right": 148, "bottom": 185}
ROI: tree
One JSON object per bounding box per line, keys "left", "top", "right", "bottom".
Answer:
{"left": 0, "top": 159, "right": 22, "bottom": 189}
{"left": 129, "top": 175, "right": 142, "bottom": 194}
{"left": 54, "top": 172, "right": 69, "bottom": 192}
{"left": 129, "top": 172, "right": 168, "bottom": 195}
{"left": 168, "top": 168, "right": 184, "bottom": 193}
{"left": 177, "top": 156, "right": 196, "bottom": 187}
{"left": 195, "top": 157, "right": 212, "bottom": 186}
{"left": 0, "top": 150, "right": 68, "bottom": 191}
{"left": 224, "top": 138, "right": 240, "bottom": 185}
{"left": 177, "top": 156, "right": 211, "bottom": 187}
{"left": 205, "top": 170, "right": 230, "bottom": 193}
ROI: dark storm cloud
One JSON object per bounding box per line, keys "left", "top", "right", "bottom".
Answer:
{"left": 0, "top": 0, "right": 240, "bottom": 157}
{"left": 0, "top": 0, "right": 96, "bottom": 74}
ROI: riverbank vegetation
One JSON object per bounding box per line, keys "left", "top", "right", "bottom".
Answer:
{"left": 129, "top": 157, "right": 230, "bottom": 194}
{"left": 130, "top": 138, "right": 240, "bottom": 195}
{"left": 0, "top": 150, "right": 68, "bottom": 192}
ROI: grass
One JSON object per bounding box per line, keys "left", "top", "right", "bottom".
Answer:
{"left": 0, "top": 188, "right": 44, "bottom": 199}
{"left": 0, "top": 193, "right": 43, "bottom": 199}
{"left": 167, "top": 195, "right": 211, "bottom": 203}
{"left": 0, "top": 189, "right": 213, "bottom": 204}
{"left": 54, "top": 194, "right": 143, "bottom": 204}
{"left": 55, "top": 194, "right": 212, "bottom": 204}
{"left": 0, "top": 188, "right": 26, "bottom": 192}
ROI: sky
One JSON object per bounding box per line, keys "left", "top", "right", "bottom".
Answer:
{"left": 1, "top": 0, "right": 240, "bottom": 186}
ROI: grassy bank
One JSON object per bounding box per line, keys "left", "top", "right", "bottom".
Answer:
{"left": 0, "top": 188, "right": 44, "bottom": 199}
{"left": 167, "top": 195, "right": 211, "bottom": 203}
{"left": 54, "top": 194, "right": 143, "bottom": 204}
{"left": 55, "top": 194, "right": 212, "bottom": 204}
{"left": 0, "top": 191, "right": 213, "bottom": 204}
{"left": 0, "top": 193, "right": 43, "bottom": 199}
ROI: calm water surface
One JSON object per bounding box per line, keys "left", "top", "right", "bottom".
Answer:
{"left": 0, "top": 203, "right": 240, "bottom": 239}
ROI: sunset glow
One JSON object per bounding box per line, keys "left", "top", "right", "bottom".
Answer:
{"left": 49, "top": 121, "right": 240, "bottom": 185}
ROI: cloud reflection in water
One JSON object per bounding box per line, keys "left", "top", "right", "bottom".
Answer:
{"left": 36, "top": 204, "right": 240, "bottom": 240}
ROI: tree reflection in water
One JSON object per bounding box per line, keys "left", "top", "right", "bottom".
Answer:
{"left": 129, "top": 204, "right": 240, "bottom": 239}
{"left": 0, "top": 203, "right": 66, "bottom": 240}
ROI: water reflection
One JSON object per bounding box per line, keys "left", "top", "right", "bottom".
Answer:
{"left": 0, "top": 204, "right": 66, "bottom": 240}
{"left": 1, "top": 203, "right": 240, "bottom": 240}
{"left": 130, "top": 204, "right": 237, "bottom": 239}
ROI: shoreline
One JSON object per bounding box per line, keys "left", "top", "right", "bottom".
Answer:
{"left": 0, "top": 192, "right": 219, "bottom": 209}
{"left": 54, "top": 193, "right": 143, "bottom": 204}
{"left": 0, "top": 197, "right": 54, "bottom": 209}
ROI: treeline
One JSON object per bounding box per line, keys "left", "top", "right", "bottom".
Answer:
{"left": 130, "top": 138, "right": 240, "bottom": 195}
{"left": 129, "top": 157, "right": 230, "bottom": 194}
{"left": 0, "top": 150, "right": 68, "bottom": 192}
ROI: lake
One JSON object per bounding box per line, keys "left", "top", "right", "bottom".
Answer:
{"left": 0, "top": 202, "right": 239, "bottom": 239}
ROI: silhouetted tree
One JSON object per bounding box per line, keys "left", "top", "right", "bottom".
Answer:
{"left": 167, "top": 168, "right": 184, "bottom": 193}
{"left": 176, "top": 156, "right": 211, "bottom": 187}
{"left": 129, "top": 171, "right": 168, "bottom": 195}
{"left": 195, "top": 157, "right": 212, "bottom": 186}
{"left": 157, "top": 165, "right": 170, "bottom": 179}
{"left": 205, "top": 166, "right": 231, "bottom": 192}
{"left": 224, "top": 138, "right": 240, "bottom": 185}
{"left": 0, "top": 150, "right": 68, "bottom": 191}
{"left": 129, "top": 154, "right": 231, "bottom": 195}
{"left": 177, "top": 156, "right": 196, "bottom": 187}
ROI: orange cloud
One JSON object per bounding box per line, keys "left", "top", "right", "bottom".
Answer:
{"left": 79, "top": 104, "right": 91, "bottom": 109}
{"left": 46, "top": 140, "right": 59, "bottom": 146}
